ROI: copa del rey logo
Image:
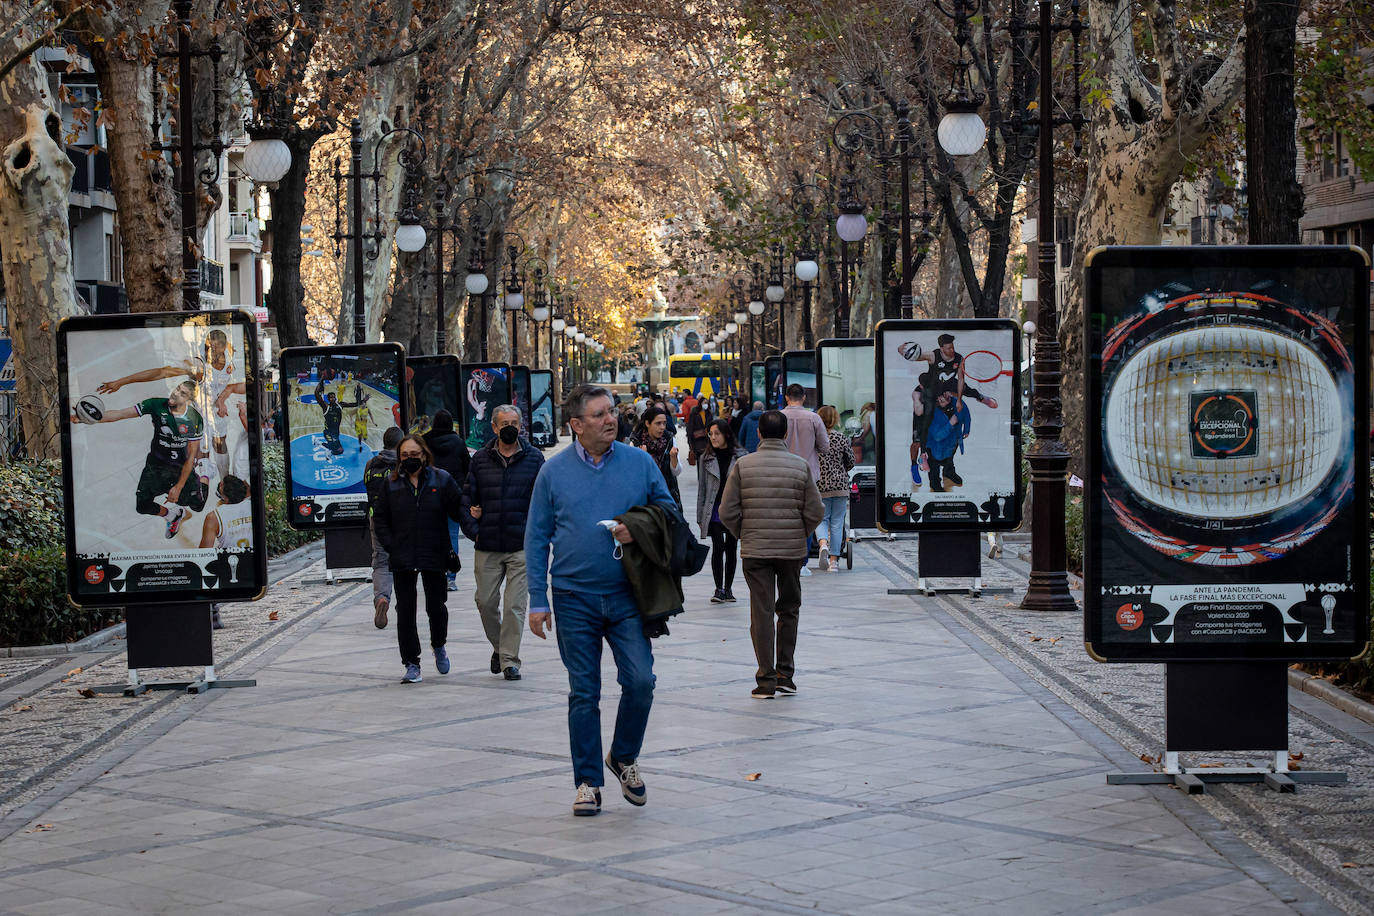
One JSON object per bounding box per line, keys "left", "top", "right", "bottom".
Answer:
{"left": 84, "top": 565, "right": 104, "bottom": 585}
{"left": 1116, "top": 603, "right": 1144, "bottom": 631}
{"left": 891, "top": 501, "right": 908, "bottom": 517}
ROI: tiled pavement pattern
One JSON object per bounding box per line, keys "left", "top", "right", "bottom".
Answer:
{"left": 865, "top": 535, "right": 1374, "bottom": 913}
{"left": 0, "top": 442, "right": 1368, "bottom": 914}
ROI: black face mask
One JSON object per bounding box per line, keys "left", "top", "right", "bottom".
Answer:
{"left": 400, "top": 457, "right": 423, "bottom": 475}
{"left": 497, "top": 425, "right": 519, "bottom": 445}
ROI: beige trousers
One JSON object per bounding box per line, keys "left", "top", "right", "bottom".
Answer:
{"left": 473, "top": 549, "right": 527, "bottom": 668}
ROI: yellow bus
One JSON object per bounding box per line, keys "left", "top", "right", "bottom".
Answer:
{"left": 668, "top": 353, "right": 738, "bottom": 398}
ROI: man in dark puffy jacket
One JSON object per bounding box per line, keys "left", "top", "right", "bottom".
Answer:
{"left": 424, "top": 409, "right": 471, "bottom": 591}
{"left": 460, "top": 405, "right": 544, "bottom": 680}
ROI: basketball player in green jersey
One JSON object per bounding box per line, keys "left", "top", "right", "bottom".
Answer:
{"left": 76, "top": 378, "right": 208, "bottom": 538}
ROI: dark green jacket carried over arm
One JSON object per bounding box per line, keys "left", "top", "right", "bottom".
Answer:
{"left": 616, "top": 505, "right": 684, "bottom": 621}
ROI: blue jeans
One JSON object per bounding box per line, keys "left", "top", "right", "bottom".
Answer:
{"left": 446, "top": 518, "right": 463, "bottom": 580}
{"left": 816, "top": 495, "right": 848, "bottom": 550}
{"left": 552, "top": 587, "right": 655, "bottom": 787}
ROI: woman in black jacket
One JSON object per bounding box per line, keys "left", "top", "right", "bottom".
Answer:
{"left": 372, "top": 434, "right": 465, "bottom": 683}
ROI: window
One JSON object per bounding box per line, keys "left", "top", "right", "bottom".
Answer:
{"left": 104, "top": 232, "right": 121, "bottom": 283}
{"left": 1321, "top": 131, "right": 1351, "bottom": 180}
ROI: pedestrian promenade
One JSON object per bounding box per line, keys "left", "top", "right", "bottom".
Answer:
{"left": 0, "top": 441, "right": 1371, "bottom": 913}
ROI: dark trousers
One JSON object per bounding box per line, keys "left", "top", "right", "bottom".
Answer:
{"left": 710, "top": 527, "right": 738, "bottom": 591}
{"left": 393, "top": 569, "right": 448, "bottom": 666}
{"left": 742, "top": 557, "right": 803, "bottom": 690}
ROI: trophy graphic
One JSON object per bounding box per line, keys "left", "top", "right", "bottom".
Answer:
{"left": 1321, "top": 594, "right": 1336, "bottom": 635}
{"left": 227, "top": 554, "right": 240, "bottom": 584}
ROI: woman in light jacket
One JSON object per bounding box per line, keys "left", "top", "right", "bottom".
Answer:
{"left": 696, "top": 419, "right": 747, "bottom": 603}
{"left": 815, "top": 405, "right": 855, "bottom": 571}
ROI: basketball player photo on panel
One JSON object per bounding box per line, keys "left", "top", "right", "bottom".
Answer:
{"left": 1083, "top": 245, "right": 1370, "bottom": 663}
{"left": 462, "top": 363, "right": 511, "bottom": 450}
{"left": 278, "top": 344, "right": 406, "bottom": 529}
{"left": 58, "top": 310, "right": 267, "bottom": 606}
{"left": 873, "top": 319, "right": 1022, "bottom": 532}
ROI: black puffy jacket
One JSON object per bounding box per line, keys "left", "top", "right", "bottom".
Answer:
{"left": 424, "top": 429, "right": 470, "bottom": 484}
{"left": 372, "top": 465, "right": 464, "bottom": 571}
{"left": 459, "top": 439, "right": 544, "bottom": 552}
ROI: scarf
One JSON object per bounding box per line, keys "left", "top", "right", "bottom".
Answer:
{"left": 643, "top": 430, "right": 671, "bottom": 465}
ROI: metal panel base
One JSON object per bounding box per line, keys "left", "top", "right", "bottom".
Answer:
{"left": 324, "top": 525, "right": 374, "bottom": 584}
{"left": 1106, "top": 663, "right": 1346, "bottom": 794}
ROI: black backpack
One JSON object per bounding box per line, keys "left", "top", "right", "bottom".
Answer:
{"left": 660, "top": 501, "right": 709, "bottom": 578}
{"left": 362, "top": 455, "right": 395, "bottom": 513}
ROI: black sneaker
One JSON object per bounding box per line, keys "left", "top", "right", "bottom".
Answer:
{"left": 605, "top": 754, "right": 647, "bottom": 806}
{"left": 776, "top": 679, "right": 797, "bottom": 695}
{"left": 573, "top": 783, "right": 601, "bottom": 816}
{"left": 723, "top": 589, "right": 737, "bottom": 603}
{"left": 503, "top": 666, "right": 521, "bottom": 681}
{"left": 710, "top": 589, "right": 725, "bottom": 604}
{"left": 751, "top": 687, "right": 775, "bottom": 699}
{"left": 490, "top": 652, "right": 501, "bottom": 674}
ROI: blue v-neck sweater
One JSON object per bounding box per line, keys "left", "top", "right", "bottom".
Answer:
{"left": 524, "top": 442, "right": 676, "bottom": 612}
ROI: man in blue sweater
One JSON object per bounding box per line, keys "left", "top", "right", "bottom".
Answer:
{"left": 526, "top": 385, "right": 678, "bottom": 817}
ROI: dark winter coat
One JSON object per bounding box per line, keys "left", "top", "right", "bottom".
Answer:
{"left": 424, "top": 428, "right": 471, "bottom": 485}
{"left": 459, "top": 439, "right": 545, "bottom": 552}
{"left": 372, "top": 465, "right": 464, "bottom": 572}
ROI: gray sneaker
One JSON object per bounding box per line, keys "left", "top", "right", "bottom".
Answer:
{"left": 605, "top": 754, "right": 646, "bottom": 806}
{"left": 573, "top": 783, "right": 601, "bottom": 816}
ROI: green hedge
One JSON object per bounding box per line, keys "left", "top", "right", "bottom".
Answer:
{"left": 0, "top": 446, "right": 317, "bottom": 647}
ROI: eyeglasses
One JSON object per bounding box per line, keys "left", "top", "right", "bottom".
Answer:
{"left": 573, "top": 408, "right": 614, "bottom": 422}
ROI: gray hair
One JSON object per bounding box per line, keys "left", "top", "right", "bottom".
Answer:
{"left": 565, "top": 385, "right": 613, "bottom": 419}
{"left": 490, "top": 404, "right": 521, "bottom": 425}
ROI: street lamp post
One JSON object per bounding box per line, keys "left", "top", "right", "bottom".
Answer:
{"left": 940, "top": 0, "right": 1082, "bottom": 612}
{"left": 332, "top": 118, "right": 428, "bottom": 344}
{"left": 833, "top": 102, "right": 932, "bottom": 320}
{"left": 428, "top": 186, "right": 491, "bottom": 354}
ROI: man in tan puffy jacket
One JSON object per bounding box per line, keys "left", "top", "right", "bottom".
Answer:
{"left": 718, "top": 410, "right": 824, "bottom": 699}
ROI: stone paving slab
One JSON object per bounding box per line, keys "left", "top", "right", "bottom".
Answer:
{"left": 1, "top": 448, "right": 1370, "bottom": 913}
{"left": 0, "top": 526, "right": 1352, "bottom": 914}
{"left": 867, "top": 535, "right": 1374, "bottom": 913}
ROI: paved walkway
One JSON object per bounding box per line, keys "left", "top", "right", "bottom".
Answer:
{"left": 1, "top": 440, "right": 1369, "bottom": 914}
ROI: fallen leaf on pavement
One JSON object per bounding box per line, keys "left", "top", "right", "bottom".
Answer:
{"left": 1289, "top": 752, "right": 1304, "bottom": 761}
{"left": 268, "top": 611, "right": 279, "bottom": 621}
{"left": 13, "top": 705, "right": 33, "bottom": 712}
{"left": 26, "top": 824, "right": 54, "bottom": 832}
{"left": 77, "top": 688, "right": 96, "bottom": 699}
{"left": 1030, "top": 636, "right": 1042, "bottom": 642}
{"left": 66, "top": 667, "right": 83, "bottom": 677}
{"left": 1342, "top": 862, "right": 1362, "bottom": 869}
{"left": 745, "top": 773, "right": 761, "bottom": 781}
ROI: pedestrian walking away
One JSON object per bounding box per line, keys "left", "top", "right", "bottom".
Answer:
{"left": 738, "top": 400, "right": 764, "bottom": 453}
{"left": 780, "top": 382, "right": 828, "bottom": 577}
{"left": 780, "top": 383, "right": 829, "bottom": 482}
{"left": 423, "top": 409, "right": 471, "bottom": 591}
{"left": 815, "top": 405, "right": 855, "bottom": 571}
{"left": 718, "top": 410, "right": 823, "bottom": 700}
{"left": 372, "top": 434, "right": 466, "bottom": 683}
{"left": 461, "top": 404, "right": 544, "bottom": 681}
{"left": 631, "top": 405, "right": 683, "bottom": 512}
{"left": 525, "top": 385, "right": 678, "bottom": 816}
{"left": 695, "top": 419, "right": 746, "bottom": 603}
{"left": 363, "top": 425, "right": 403, "bottom": 628}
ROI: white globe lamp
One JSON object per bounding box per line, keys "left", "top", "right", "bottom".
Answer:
{"left": 394, "top": 222, "right": 426, "bottom": 253}
{"left": 242, "top": 137, "right": 292, "bottom": 184}
{"left": 465, "top": 272, "right": 489, "bottom": 295}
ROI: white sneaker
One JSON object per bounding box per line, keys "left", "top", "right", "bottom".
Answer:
{"left": 800, "top": 566, "right": 812, "bottom": 578}
{"left": 818, "top": 544, "right": 830, "bottom": 568}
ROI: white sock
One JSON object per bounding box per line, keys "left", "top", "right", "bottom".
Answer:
{"left": 214, "top": 448, "right": 229, "bottom": 481}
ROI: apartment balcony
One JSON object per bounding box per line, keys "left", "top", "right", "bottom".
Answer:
{"left": 75, "top": 280, "right": 128, "bottom": 314}
{"left": 66, "top": 145, "right": 114, "bottom": 209}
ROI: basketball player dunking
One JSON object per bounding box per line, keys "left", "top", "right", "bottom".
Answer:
{"left": 900, "top": 334, "right": 997, "bottom": 490}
